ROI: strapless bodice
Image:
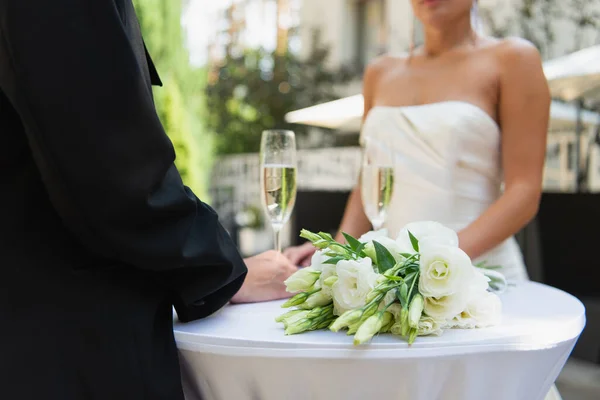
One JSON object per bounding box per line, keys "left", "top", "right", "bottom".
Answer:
{"left": 361, "top": 101, "right": 527, "bottom": 281}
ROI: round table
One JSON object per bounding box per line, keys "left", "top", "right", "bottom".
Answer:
{"left": 173, "top": 282, "right": 585, "bottom": 400}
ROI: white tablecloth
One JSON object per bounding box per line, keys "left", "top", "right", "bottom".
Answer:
{"left": 173, "top": 282, "right": 585, "bottom": 400}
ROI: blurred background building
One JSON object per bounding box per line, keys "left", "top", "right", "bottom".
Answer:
{"left": 135, "top": 1, "right": 600, "bottom": 397}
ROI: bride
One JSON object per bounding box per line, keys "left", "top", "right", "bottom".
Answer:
{"left": 286, "top": 0, "right": 560, "bottom": 398}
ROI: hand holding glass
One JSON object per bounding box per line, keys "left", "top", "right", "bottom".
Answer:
{"left": 260, "top": 130, "right": 297, "bottom": 252}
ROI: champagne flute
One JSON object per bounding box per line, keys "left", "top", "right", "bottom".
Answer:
{"left": 360, "top": 137, "right": 394, "bottom": 231}
{"left": 260, "top": 130, "right": 298, "bottom": 253}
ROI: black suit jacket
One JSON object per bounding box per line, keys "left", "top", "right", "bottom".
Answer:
{"left": 0, "top": 0, "right": 246, "bottom": 398}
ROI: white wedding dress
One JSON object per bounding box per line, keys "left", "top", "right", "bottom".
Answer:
{"left": 361, "top": 101, "right": 562, "bottom": 400}
{"left": 361, "top": 101, "right": 528, "bottom": 282}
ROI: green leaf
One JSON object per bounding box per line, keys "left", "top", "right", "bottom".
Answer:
{"left": 400, "top": 253, "right": 416, "bottom": 258}
{"left": 355, "top": 242, "right": 367, "bottom": 257}
{"left": 408, "top": 230, "right": 419, "bottom": 252}
{"left": 373, "top": 241, "right": 397, "bottom": 273}
{"left": 404, "top": 271, "right": 417, "bottom": 285}
{"left": 342, "top": 232, "right": 362, "bottom": 251}
{"left": 323, "top": 256, "right": 345, "bottom": 265}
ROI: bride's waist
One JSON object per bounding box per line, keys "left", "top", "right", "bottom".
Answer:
{"left": 387, "top": 184, "right": 495, "bottom": 231}
{"left": 392, "top": 173, "right": 501, "bottom": 204}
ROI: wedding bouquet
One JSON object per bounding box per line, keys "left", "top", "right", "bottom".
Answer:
{"left": 276, "top": 221, "right": 507, "bottom": 345}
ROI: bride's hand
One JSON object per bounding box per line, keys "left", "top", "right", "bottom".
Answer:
{"left": 283, "top": 242, "right": 316, "bottom": 267}
{"left": 231, "top": 251, "right": 298, "bottom": 304}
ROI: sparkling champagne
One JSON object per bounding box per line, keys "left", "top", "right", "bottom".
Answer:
{"left": 261, "top": 164, "right": 297, "bottom": 231}
{"left": 361, "top": 166, "right": 394, "bottom": 230}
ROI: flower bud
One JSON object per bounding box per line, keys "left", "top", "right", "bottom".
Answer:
{"left": 363, "top": 242, "right": 377, "bottom": 263}
{"left": 330, "top": 309, "right": 362, "bottom": 332}
{"left": 285, "top": 319, "right": 312, "bottom": 335}
{"left": 323, "top": 276, "right": 338, "bottom": 287}
{"left": 408, "top": 294, "right": 424, "bottom": 329}
{"left": 315, "top": 318, "right": 335, "bottom": 330}
{"left": 380, "top": 312, "right": 394, "bottom": 333}
{"left": 329, "top": 243, "right": 350, "bottom": 256}
{"left": 284, "top": 267, "right": 321, "bottom": 293}
{"left": 363, "top": 299, "right": 382, "bottom": 318}
{"left": 300, "top": 229, "right": 323, "bottom": 243}
{"left": 408, "top": 327, "right": 418, "bottom": 345}
{"left": 281, "top": 310, "right": 310, "bottom": 329}
{"left": 365, "top": 289, "right": 380, "bottom": 304}
{"left": 353, "top": 314, "right": 384, "bottom": 345}
{"left": 299, "top": 291, "right": 332, "bottom": 309}
{"left": 400, "top": 308, "right": 410, "bottom": 337}
{"left": 390, "top": 321, "right": 403, "bottom": 336}
{"left": 347, "top": 322, "right": 361, "bottom": 335}
{"left": 275, "top": 309, "right": 304, "bottom": 323}
{"left": 282, "top": 292, "right": 310, "bottom": 308}
{"left": 306, "top": 304, "right": 333, "bottom": 319}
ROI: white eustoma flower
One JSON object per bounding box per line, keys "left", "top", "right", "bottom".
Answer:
{"left": 309, "top": 250, "right": 329, "bottom": 272}
{"left": 449, "top": 291, "right": 502, "bottom": 329}
{"left": 332, "top": 258, "right": 379, "bottom": 315}
{"left": 358, "top": 229, "right": 389, "bottom": 243}
{"left": 423, "top": 290, "right": 470, "bottom": 323}
{"left": 386, "top": 303, "right": 403, "bottom": 321}
{"left": 417, "top": 315, "right": 443, "bottom": 336}
{"left": 396, "top": 221, "right": 459, "bottom": 253}
{"left": 318, "top": 263, "right": 337, "bottom": 298}
{"left": 418, "top": 240, "right": 474, "bottom": 298}
{"left": 284, "top": 267, "right": 320, "bottom": 293}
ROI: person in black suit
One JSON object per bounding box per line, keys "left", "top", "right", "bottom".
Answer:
{"left": 0, "top": 0, "right": 296, "bottom": 398}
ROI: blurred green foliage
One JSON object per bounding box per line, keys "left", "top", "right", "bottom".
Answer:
{"left": 133, "top": 0, "right": 213, "bottom": 200}
{"left": 206, "top": 33, "right": 357, "bottom": 155}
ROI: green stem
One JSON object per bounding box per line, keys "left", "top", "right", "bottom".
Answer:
{"left": 406, "top": 271, "right": 419, "bottom": 302}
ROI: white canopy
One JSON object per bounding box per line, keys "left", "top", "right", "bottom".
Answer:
{"left": 285, "top": 95, "right": 599, "bottom": 132}
{"left": 543, "top": 45, "right": 600, "bottom": 102}
{"left": 286, "top": 45, "right": 600, "bottom": 131}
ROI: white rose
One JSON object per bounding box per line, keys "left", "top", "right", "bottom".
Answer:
{"left": 358, "top": 229, "right": 389, "bottom": 243}
{"left": 396, "top": 221, "right": 459, "bottom": 253}
{"left": 332, "top": 258, "right": 379, "bottom": 315}
{"left": 418, "top": 241, "right": 473, "bottom": 298}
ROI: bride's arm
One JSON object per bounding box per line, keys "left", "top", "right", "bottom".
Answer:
{"left": 458, "top": 39, "right": 550, "bottom": 260}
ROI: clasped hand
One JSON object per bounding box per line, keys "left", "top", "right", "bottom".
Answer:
{"left": 231, "top": 251, "right": 298, "bottom": 304}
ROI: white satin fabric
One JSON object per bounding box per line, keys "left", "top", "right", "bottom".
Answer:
{"left": 361, "top": 101, "right": 527, "bottom": 282}
{"left": 174, "top": 283, "right": 584, "bottom": 400}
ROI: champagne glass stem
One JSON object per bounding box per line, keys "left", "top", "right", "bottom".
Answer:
{"left": 273, "top": 228, "right": 281, "bottom": 253}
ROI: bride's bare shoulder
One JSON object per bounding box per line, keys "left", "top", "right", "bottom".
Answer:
{"left": 364, "top": 53, "right": 409, "bottom": 80}
{"left": 487, "top": 37, "right": 543, "bottom": 66}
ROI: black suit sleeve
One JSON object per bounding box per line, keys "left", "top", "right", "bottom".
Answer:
{"left": 0, "top": 0, "right": 246, "bottom": 321}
